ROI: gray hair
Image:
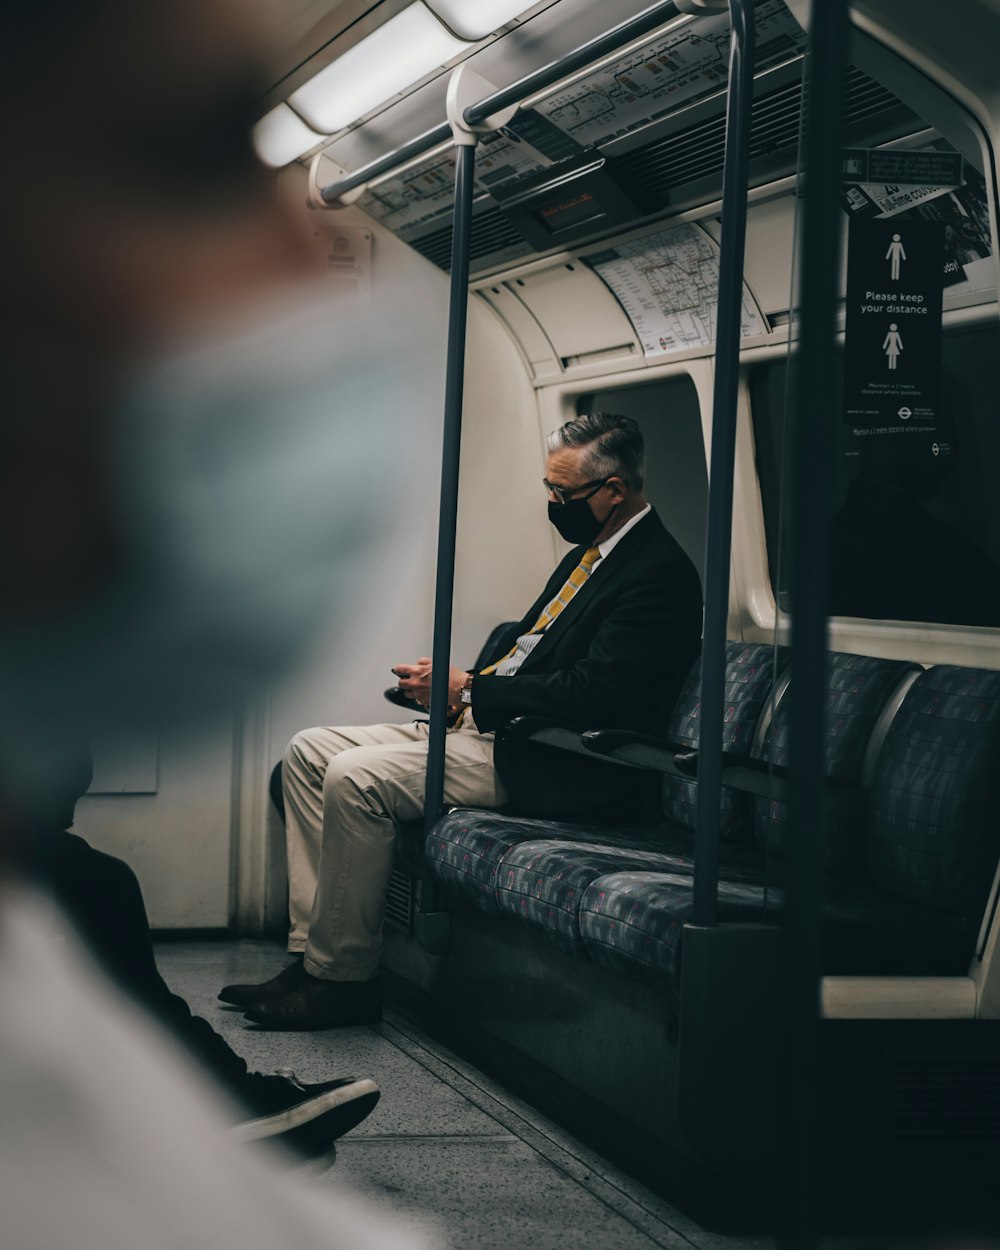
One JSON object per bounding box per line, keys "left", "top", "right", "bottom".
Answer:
{"left": 547, "top": 412, "right": 645, "bottom": 491}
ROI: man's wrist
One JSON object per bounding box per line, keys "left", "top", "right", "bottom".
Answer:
{"left": 459, "top": 672, "right": 474, "bottom": 706}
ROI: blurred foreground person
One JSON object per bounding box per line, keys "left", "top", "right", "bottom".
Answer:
{"left": 0, "top": 1, "right": 433, "bottom": 1247}
{"left": 0, "top": 890, "right": 420, "bottom": 1250}
{"left": 27, "top": 740, "right": 380, "bottom": 1160}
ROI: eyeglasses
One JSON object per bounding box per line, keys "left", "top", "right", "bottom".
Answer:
{"left": 543, "top": 477, "right": 610, "bottom": 506}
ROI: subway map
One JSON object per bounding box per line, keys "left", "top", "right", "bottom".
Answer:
{"left": 359, "top": 151, "right": 458, "bottom": 237}
{"left": 535, "top": 0, "right": 805, "bottom": 149}
{"left": 589, "top": 223, "right": 766, "bottom": 356}
{"left": 360, "top": 130, "right": 553, "bottom": 238}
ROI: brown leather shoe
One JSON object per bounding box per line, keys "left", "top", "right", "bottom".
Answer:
{"left": 218, "top": 956, "right": 305, "bottom": 1007}
{"left": 243, "top": 972, "right": 382, "bottom": 1031}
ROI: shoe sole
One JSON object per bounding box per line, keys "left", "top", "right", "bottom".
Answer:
{"left": 229, "top": 1079, "right": 380, "bottom": 1144}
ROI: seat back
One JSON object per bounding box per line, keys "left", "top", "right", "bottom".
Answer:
{"left": 866, "top": 664, "right": 1000, "bottom": 916}
{"left": 662, "top": 642, "right": 785, "bottom": 839}
{"left": 752, "top": 653, "right": 920, "bottom": 877}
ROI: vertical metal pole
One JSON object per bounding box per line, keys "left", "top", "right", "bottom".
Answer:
{"left": 423, "top": 143, "right": 477, "bottom": 842}
{"left": 692, "top": 0, "right": 756, "bottom": 927}
{"left": 778, "top": 1, "right": 849, "bottom": 1244}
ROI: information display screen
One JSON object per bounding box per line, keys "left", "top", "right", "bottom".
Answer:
{"left": 535, "top": 190, "right": 608, "bottom": 235}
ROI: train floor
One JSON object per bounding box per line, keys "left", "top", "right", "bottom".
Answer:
{"left": 154, "top": 938, "right": 919, "bottom": 1250}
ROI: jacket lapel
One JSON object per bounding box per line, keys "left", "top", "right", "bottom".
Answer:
{"left": 516, "top": 510, "right": 660, "bottom": 674}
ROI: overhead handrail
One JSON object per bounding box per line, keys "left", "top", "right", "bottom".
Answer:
{"left": 317, "top": 0, "right": 699, "bottom": 206}
{"left": 778, "top": 1, "right": 850, "bottom": 1244}
{"left": 691, "top": 0, "right": 756, "bottom": 928}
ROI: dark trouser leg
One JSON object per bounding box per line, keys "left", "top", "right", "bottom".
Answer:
{"left": 33, "top": 832, "right": 250, "bottom": 1098}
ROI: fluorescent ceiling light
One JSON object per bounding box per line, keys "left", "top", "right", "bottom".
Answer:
{"left": 425, "top": 1, "right": 538, "bottom": 41}
{"left": 289, "top": 3, "right": 468, "bottom": 134}
{"left": 253, "top": 104, "right": 324, "bottom": 168}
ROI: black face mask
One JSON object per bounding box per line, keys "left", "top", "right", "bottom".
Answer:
{"left": 548, "top": 489, "right": 618, "bottom": 545}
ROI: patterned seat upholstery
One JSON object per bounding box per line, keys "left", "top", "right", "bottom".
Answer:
{"left": 421, "top": 661, "right": 1000, "bottom": 991}
{"left": 494, "top": 832, "right": 702, "bottom": 954}
{"left": 663, "top": 642, "right": 784, "bottom": 840}
{"left": 867, "top": 665, "right": 1000, "bottom": 916}
{"left": 579, "top": 870, "right": 779, "bottom": 991}
{"left": 426, "top": 808, "right": 691, "bottom": 915}
{"left": 753, "top": 653, "right": 919, "bottom": 876}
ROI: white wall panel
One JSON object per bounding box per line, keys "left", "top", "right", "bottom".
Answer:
{"left": 74, "top": 722, "right": 235, "bottom": 929}
{"left": 507, "top": 263, "right": 641, "bottom": 364}
{"left": 263, "top": 187, "right": 548, "bottom": 794}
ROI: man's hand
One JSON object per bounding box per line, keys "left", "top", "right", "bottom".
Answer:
{"left": 393, "top": 659, "right": 471, "bottom": 712}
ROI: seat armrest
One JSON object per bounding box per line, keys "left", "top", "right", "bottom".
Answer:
{"left": 583, "top": 734, "right": 862, "bottom": 809}
{"left": 502, "top": 715, "right": 582, "bottom": 738}
{"left": 501, "top": 716, "right": 591, "bottom": 757}
{"left": 581, "top": 728, "right": 681, "bottom": 753}
{"left": 581, "top": 729, "right": 684, "bottom": 772}
{"left": 582, "top": 732, "right": 788, "bottom": 795}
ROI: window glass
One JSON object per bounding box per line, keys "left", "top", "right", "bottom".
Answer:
{"left": 577, "top": 375, "right": 707, "bottom": 581}
{"left": 750, "top": 323, "right": 1000, "bottom": 626}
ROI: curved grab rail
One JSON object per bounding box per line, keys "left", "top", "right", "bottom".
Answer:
{"left": 318, "top": 0, "right": 686, "bottom": 205}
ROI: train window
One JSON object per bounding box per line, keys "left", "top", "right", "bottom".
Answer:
{"left": 577, "top": 375, "right": 707, "bottom": 580}
{"left": 750, "top": 322, "right": 1000, "bottom": 626}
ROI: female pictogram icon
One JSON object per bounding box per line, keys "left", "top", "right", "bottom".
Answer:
{"left": 883, "top": 322, "right": 903, "bottom": 370}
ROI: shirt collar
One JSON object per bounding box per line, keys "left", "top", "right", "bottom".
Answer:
{"left": 596, "top": 503, "right": 652, "bottom": 562}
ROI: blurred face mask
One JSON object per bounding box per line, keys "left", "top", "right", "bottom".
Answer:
{"left": 0, "top": 284, "right": 430, "bottom": 731}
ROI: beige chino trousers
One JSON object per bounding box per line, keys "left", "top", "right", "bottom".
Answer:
{"left": 282, "top": 718, "right": 506, "bottom": 982}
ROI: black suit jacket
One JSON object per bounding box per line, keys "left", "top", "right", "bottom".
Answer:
{"left": 471, "top": 509, "right": 702, "bottom": 819}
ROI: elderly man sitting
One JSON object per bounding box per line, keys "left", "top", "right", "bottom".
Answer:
{"left": 220, "top": 412, "right": 703, "bottom": 1030}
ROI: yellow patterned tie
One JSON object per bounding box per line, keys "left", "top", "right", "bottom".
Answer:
{"left": 451, "top": 546, "right": 601, "bottom": 727}
{"left": 479, "top": 545, "right": 602, "bottom": 677}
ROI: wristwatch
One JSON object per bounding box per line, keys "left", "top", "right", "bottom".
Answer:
{"left": 459, "top": 673, "right": 474, "bottom": 706}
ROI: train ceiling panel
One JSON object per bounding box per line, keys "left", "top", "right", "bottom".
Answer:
{"left": 349, "top": 4, "right": 921, "bottom": 279}
{"left": 302, "top": 0, "right": 646, "bottom": 173}
{"left": 503, "top": 263, "right": 641, "bottom": 363}
{"left": 477, "top": 285, "right": 560, "bottom": 373}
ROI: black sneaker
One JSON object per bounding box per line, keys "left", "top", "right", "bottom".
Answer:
{"left": 230, "top": 1071, "right": 380, "bottom": 1159}
{"left": 218, "top": 956, "right": 305, "bottom": 1007}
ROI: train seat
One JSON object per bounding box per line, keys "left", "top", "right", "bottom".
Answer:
{"left": 661, "top": 641, "right": 788, "bottom": 841}
{"left": 422, "top": 652, "right": 1000, "bottom": 992}
{"left": 423, "top": 640, "right": 785, "bottom": 936}
{"left": 751, "top": 652, "right": 922, "bottom": 876}
{"left": 576, "top": 658, "right": 1000, "bottom": 988}
{"left": 420, "top": 640, "right": 775, "bottom": 931}
{"left": 423, "top": 641, "right": 788, "bottom": 969}
{"left": 865, "top": 664, "right": 1000, "bottom": 918}
{"left": 578, "top": 869, "right": 779, "bottom": 992}
{"left": 502, "top": 836, "right": 770, "bottom": 962}
{"left": 426, "top": 810, "right": 689, "bottom": 916}
{"left": 494, "top": 834, "right": 706, "bottom": 956}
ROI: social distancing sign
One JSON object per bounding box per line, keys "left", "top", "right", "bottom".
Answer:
{"left": 843, "top": 218, "right": 947, "bottom": 462}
